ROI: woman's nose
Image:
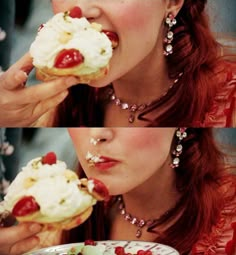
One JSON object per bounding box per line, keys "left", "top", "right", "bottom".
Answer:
{"left": 75, "top": 0, "right": 101, "bottom": 20}
{"left": 89, "top": 128, "right": 114, "bottom": 144}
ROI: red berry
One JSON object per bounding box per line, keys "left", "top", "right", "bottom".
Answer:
{"left": 115, "top": 246, "right": 125, "bottom": 255}
{"left": 102, "top": 30, "right": 119, "bottom": 49}
{"left": 84, "top": 240, "right": 96, "bottom": 246}
{"left": 54, "top": 49, "right": 84, "bottom": 69}
{"left": 42, "top": 152, "right": 57, "bottom": 165}
{"left": 89, "top": 178, "right": 110, "bottom": 201}
{"left": 144, "top": 251, "right": 153, "bottom": 255}
{"left": 12, "top": 196, "right": 40, "bottom": 217}
{"left": 137, "top": 251, "right": 146, "bottom": 255}
{"left": 69, "top": 6, "right": 83, "bottom": 18}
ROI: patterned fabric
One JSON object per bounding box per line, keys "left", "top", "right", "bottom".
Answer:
{"left": 202, "top": 61, "right": 236, "bottom": 127}
{"left": 191, "top": 176, "right": 236, "bottom": 255}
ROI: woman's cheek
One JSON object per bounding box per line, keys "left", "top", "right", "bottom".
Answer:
{"left": 115, "top": 6, "right": 149, "bottom": 30}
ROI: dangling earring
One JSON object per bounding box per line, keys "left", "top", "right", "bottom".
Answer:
{"left": 164, "top": 13, "right": 177, "bottom": 56}
{"left": 170, "top": 128, "right": 187, "bottom": 168}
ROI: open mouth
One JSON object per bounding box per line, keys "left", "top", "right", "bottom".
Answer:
{"left": 102, "top": 30, "right": 119, "bottom": 49}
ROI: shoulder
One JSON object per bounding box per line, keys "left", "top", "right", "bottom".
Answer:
{"left": 202, "top": 61, "right": 236, "bottom": 127}
{"left": 191, "top": 175, "right": 236, "bottom": 255}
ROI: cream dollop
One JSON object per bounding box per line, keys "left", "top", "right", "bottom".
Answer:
{"left": 3, "top": 157, "right": 96, "bottom": 221}
{"left": 30, "top": 12, "right": 112, "bottom": 74}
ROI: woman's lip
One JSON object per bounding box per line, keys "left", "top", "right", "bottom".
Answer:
{"left": 94, "top": 156, "right": 119, "bottom": 170}
{"left": 102, "top": 30, "right": 119, "bottom": 49}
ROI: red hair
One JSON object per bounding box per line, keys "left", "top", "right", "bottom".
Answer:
{"left": 62, "top": 129, "right": 235, "bottom": 254}
{"left": 53, "top": 0, "right": 230, "bottom": 127}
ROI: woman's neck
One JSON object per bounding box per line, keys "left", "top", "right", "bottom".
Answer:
{"left": 122, "top": 160, "right": 180, "bottom": 221}
{"left": 109, "top": 160, "right": 181, "bottom": 241}
{"left": 112, "top": 51, "right": 170, "bottom": 106}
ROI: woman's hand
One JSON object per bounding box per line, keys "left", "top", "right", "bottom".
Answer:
{"left": 0, "top": 53, "right": 79, "bottom": 127}
{"left": 0, "top": 223, "right": 43, "bottom": 255}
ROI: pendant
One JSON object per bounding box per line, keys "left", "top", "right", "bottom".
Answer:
{"left": 128, "top": 114, "right": 135, "bottom": 123}
{"left": 136, "top": 228, "right": 142, "bottom": 238}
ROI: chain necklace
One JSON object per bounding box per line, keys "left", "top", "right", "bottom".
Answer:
{"left": 117, "top": 196, "right": 173, "bottom": 238}
{"left": 107, "top": 73, "right": 183, "bottom": 124}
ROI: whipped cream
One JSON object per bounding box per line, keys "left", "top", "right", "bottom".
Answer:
{"left": 68, "top": 244, "right": 115, "bottom": 255}
{"left": 30, "top": 12, "right": 112, "bottom": 74}
{"left": 3, "top": 157, "right": 96, "bottom": 222}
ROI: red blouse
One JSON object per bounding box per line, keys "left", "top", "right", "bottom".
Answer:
{"left": 191, "top": 176, "right": 236, "bottom": 255}
{"left": 202, "top": 61, "right": 236, "bottom": 127}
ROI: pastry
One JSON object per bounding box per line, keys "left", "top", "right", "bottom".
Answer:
{"left": 30, "top": 7, "right": 119, "bottom": 83}
{"left": 2, "top": 152, "right": 109, "bottom": 230}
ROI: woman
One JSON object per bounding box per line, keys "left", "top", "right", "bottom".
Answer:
{"left": 0, "top": 128, "right": 235, "bottom": 255}
{"left": 0, "top": 0, "right": 235, "bottom": 127}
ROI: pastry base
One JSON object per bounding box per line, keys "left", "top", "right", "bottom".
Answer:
{"left": 36, "top": 65, "right": 109, "bottom": 83}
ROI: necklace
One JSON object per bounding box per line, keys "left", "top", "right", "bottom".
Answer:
{"left": 107, "top": 73, "right": 183, "bottom": 124}
{"left": 117, "top": 196, "right": 172, "bottom": 238}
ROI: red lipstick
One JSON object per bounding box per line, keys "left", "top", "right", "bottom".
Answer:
{"left": 94, "top": 156, "right": 119, "bottom": 171}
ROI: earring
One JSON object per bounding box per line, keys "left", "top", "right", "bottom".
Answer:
{"left": 90, "top": 137, "right": 101, "bottom": 146}
{"left": 164, "top": 13, "right": 177, "bottom": 56}
{"left": 170, "top": 128, "right": 187, "bottom": 168}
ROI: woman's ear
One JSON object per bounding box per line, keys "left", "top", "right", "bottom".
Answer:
{"left": 165, "top": 0, "right": 185, "bottom": 17}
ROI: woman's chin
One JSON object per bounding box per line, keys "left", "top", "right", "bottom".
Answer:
{"left": 87, "top": 76, "right": 112, "bottom": 88}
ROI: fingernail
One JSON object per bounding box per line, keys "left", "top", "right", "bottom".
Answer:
{"left": 66, "top": 77, "right": 79, "bottom": 85}
{"left": 29, "top": 223, "right": 42, "bottom": 233}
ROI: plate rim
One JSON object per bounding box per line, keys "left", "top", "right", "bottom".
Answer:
{"left": 24, "top": 240, "right": 179, "bottom": 255}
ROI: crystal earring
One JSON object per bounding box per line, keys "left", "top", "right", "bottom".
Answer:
{"left": 164, "top": 13, "right": 177, "bottom": 56}
{"left": 170, "top": 128, "right": 187, "bottom": 168}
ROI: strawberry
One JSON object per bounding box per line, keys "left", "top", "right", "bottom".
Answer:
{"left": 42, "top": 152, "right": 57, "bottom": 165}
{"left": 69, "top": 6, "right": 83, "bottom": 19}
{"left": 115, "top": 246, "right": 125, "bottom": 255}
{"left": 12, "top": 196, "right": 40, "bottom": 217}
{"left": 137, "top": 251, "right": 146, "bottom": 255}
{"left": 84, "top": 240, "right": 96, "bottom": 246}
{"left": 89, "top": 178, "right": 110, "bottom": 201}
{"left": 102, "top": 30, "right": 119, "bottom": 49}
{"left": 54, "top": 49, "right": 84, "bottom": 68}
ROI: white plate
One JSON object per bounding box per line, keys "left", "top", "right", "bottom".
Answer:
{"left": 24, "top": 240, "right": 179, "bottom": 254}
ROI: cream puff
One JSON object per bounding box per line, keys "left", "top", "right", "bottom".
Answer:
{"left": 30, "top": 7, "right": 118, "bottom": 83}
{"left": 2, "top": 152, "right": 109, "bottom": 230}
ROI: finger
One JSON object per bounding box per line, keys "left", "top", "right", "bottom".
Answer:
{"left": 9, "top": 52, "right": 33, "bottom": 74}
{"left": 1, "top": 70, "right": 29, "bottom": 90}
{"left": 10, "top": 236, "right": 40, "bottom": 255}
{"left": 21, "top": 76, "right": 78, "bottom": 104}
{"left": 32, "top": 90, "right": 69, "bottom": 119}
{"left": 1, "top": 53, "right": 33, "bottom": 90}
{"left": 0, "top": 223, "right": 42, "bottom": 245}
